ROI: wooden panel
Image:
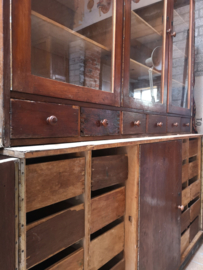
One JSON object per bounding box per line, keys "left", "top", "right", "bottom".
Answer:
{"left": 182, "top": 140, "right": 189, "bottom": 160}
{"left": 167, "top": 116, "right": 181, "bottom": 133}
{"left": 111, "top": 259, "right": 125, "bottom": 270}
{"left": 26, "top": 204, "right": 85, "bottom": 268}
{"left": 181, "top": 118, "right": 191, "bottom": 133}
{"left": 89, "top": 223, "right": 124, "bottom": 270}
{"left": 91, "top": 155, "right": 128, "bottom": 191}
{"left": 182, "top": 163, "right": 189, "bottom": 183}
{"left": 122, "top": 112, "right": 146, "bottom": 135}
{"left": 190, "top": 179, "right": 200, "bottom": 201}
{"left": 190, "top": 199, "right": 201, "bottom": 223}
{"left": 181, "top": 209, "right": 190, "bottom": 233}
{"left": 90, "top": 187, "right": 125, "bottom": 234}
{"left": 181, "top": 228, "right": 190, "bottom": 255}
{"left": 147, "top": 115, "right": 167, "bottom": 134}
{"left": 80, "top": 108, "right": 120, "bottom": 136}
{"left": 139, "top": 141, "right": 182, "bottom": 270}
{"left": 182, "top": 186, "right": 190, "bottom": 206}
{"left": 46, "top": 248, "right": 84, "bottom": 270}
{"left": 189, "top": 160, "right": 198, "bottom": 179}
{"left": 0, "top": 157, "right": 17, "bottom": 270}
{"left": 189, "top": 139, "right": 198, "bottom": 157}
{"left": 190, "top": 217, "right": 199, "bottom": 242}
{"left": 26, "top": 158, "right": 85, "bottom": 212}
{"left": 11, "top": 99, "right": 79, "bottom": 138}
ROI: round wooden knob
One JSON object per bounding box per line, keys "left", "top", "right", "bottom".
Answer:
{"left": 156, "top": 122, "right": 163, "bottom": 127}
{"left": 173, "top": 122, "right": 179, "bottom": 127}
{"left": 46, "top": 116, "right": 58, "bottom": 125}
{"left": 100, "top": 119, "right": 108, "bottom": 127}
{"left": 134, "top": 120, "right": 141, "bottom": 127}
{"left": 171, "top": 32, "right": 176, "bottom": 37}
{"left": 178, "top": 205, "right": 184, "bottom": 211}
{"left": 184, "top": 123, "right": 190, "bottom": 127}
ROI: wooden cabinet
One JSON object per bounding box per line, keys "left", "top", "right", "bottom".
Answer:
{"left": 0, "top": 0, "right": 195, "bottom": 146}
{"left": 0, "top": 134, "right": 202, "bottom": 270}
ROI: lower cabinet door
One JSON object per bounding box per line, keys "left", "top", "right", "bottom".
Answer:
{"left": 139, "top": 141, "right": 182, "bottom": 270}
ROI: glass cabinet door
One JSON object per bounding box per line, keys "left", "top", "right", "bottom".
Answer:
{"left": 12, "top": 0, "right": 123, "bottom": 106}
{"left": 168, "top": 0, "right": 194, "bottom": 115}
{"left": 123, "top": 0, "right": 168, "bottom": 112}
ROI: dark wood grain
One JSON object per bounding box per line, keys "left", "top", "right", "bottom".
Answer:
{"left": 167, "top": 116, "right": 181, "bottom": 133}
{"left": 26, "top": 158, "right": 85, "bottom": 212}
{"left": 181, "top": 118, "right": 191, "bottom": 133}
{"left": 11, "top": 99, "right": 79, "bottom": 138}
{"left": 189, "top": 139, "right": 198, "bottom": 157}
{"left": 80, "top": 108, "right": 120, "bottom": 136}
{"left": 122, "top": 112, "right": 146, "bottom": 134}
{"left": 111, "top": 259, "right": 125, "bottom": 270}
{"left": 190, "top": 199, "right": 200, "bottom": 223}
{"left": 139, "top": 140, "right": 182, "bottom": 270}
{"left": 0, "top": 157, "right": 16, "bottom": 270}
{"left": 90, "top": 187, "right": 125, "bottom": 233}
{"left": 190, "top": 216, "right": 199, "bottom": 242}
{"left": 147, "top": 115, "right": 167, "bottom": 134}
{"left": 26, "top": 204, "right": 85, "bottom": 268}
{"left": 181, "top": 209, "right": 190, "bottom": 233}
{"left": 92, "top": 155, "right": 128, "bottom": 190}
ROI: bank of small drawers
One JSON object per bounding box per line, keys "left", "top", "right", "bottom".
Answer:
{"left": 181, "top": 138, "right": 201, "bottom": 256}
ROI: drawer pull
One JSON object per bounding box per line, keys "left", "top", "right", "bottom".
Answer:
{"left": 46, "top": 116, "right": 58, "bottom": 125}
{"left": 184, "top": 123, "right": 190, "bottom": 127}
{"left": 178, "top": 205, "right": 184, "bottom": 211}
{"left": 173, "top": 122, "right": 179, "bottom": 127}
{"left": 134, "top": 120, "right": 141, "bottom": 127}
{"left": 156, "top": 122, "right": 163, "bottom": 127}
{"left": 100, "top": 119, "right": 108, "bottom": 127}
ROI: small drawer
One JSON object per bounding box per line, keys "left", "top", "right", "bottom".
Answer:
{"left": 167, "top": 116, "right": 181, "bottom": 133}
{"left": 26, "top": 157, "right": 85, "bottom": 212}
{"left": 92, "top": 155, "right": 128, "bottom": 191}
{"left": 26, "top": 204, "right": 85, "bottom": 268}
{"left": 122, "top": 111, "right": 146, "bottom": 134}
{"left": 147, "top": 115, "right": 166, "bottom": 134}
{"left": 80, "top": 108, "right": 120, "bottom": 136}
{"left": 181, "top": 118, "right": 191, "bottom": 133}
{"left": 11, "top": 99, "right": 79, "bottom": 138}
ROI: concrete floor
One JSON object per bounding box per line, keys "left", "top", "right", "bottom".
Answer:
{"left": 185, "top": 244, "right": 203, "bottom": 270}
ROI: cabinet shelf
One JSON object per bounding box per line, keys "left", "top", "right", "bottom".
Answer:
{"left": 130, "top": 58, "right": 160, "bottom": 80}
{"left": 31, "top": 11, "right": 111, "bottom": 57}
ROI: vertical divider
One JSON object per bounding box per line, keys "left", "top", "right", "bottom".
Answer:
{"left": 200, "top": 137, "right": 203, "bottom": 230}
{"left": 125, "top": 145, "right": 140, "bottom": 270}
{"left": 18, "top": 159, "right": 26, "bottom": 270}
{"left": 15, "top": 160, "right": 19, "bottom": 270}
{"left": 83, "top": 151, "right": 92, "bottom": 270}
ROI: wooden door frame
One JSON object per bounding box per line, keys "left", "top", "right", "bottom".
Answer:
{"left": 12, "top": 0, "right": 123, "bottom": 107}
{"left": 122, "top": 0, "right": 169, "bottom": 113}
{"left": 167, "top": 0, "right": 194, "bottom": 116}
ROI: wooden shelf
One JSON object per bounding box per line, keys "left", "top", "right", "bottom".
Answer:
{"left": 131, "top": 11, "right": 162, "bottom": 44}
{"left": 31, "top": 11, "right": 110, "bottom": 57}
{"left": 130, "top": 59, "right": 161, "bottom": 80}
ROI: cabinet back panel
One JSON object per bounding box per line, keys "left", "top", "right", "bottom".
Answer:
{"left": 139, "top": 140, "right": 182, "bottom": 270}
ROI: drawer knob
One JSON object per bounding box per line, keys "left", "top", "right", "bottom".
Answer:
{"left": 100, "top": 119, "right": 108, "bottom": 127}
{"left": 173, "top": 122, "right": 179, "bottom": 127}
{"left": 46, "top": 116, "right": 58, "bottom": 125}
{"left": 178, "top": 205, "right": 184, "bottom": 211}
{"left": 184, "top": 123, "right": 190, "bottom": 127}
{"left": 156, "top": 122, "right": 163, "bottom": 127}
{"left": 134, "top": 120, "right": 141, "bottom": 126}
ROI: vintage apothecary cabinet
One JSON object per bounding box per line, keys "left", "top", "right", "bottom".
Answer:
{"left": 0, "top": 0, "right": 195, "bottom": 147}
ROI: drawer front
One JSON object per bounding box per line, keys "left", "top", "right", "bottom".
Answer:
{"left": 147, "top": 115, "right": 167, "bottom": 134}
{"left": 80, "top": 108, "right": 120, "bottom": 136}
{"left": 122, "top": 111, "right": 146, "bottom": 134}
{"left": 26, "top": 204, "right": 84, "bottom": 268}
{"left": 11, "top": 100, "right": 79, "bottom": 138}
{"left": 181, "top": 118, "right": 191, "bottom": 133}
{"left": 26, "top": 157, "right": 85, "bottom": 212}
{"left": 167, "top": 117, "right": 181, "bottom": 133}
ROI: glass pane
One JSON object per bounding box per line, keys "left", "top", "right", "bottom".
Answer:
{"left": 129, "top": 0, "right": 164, "bottom": 103}
{"left": 171, "top": 0, "right": 190, "bottom": 108}
{"left": 31, "top": 0, "right": 114, "bottom": 92}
